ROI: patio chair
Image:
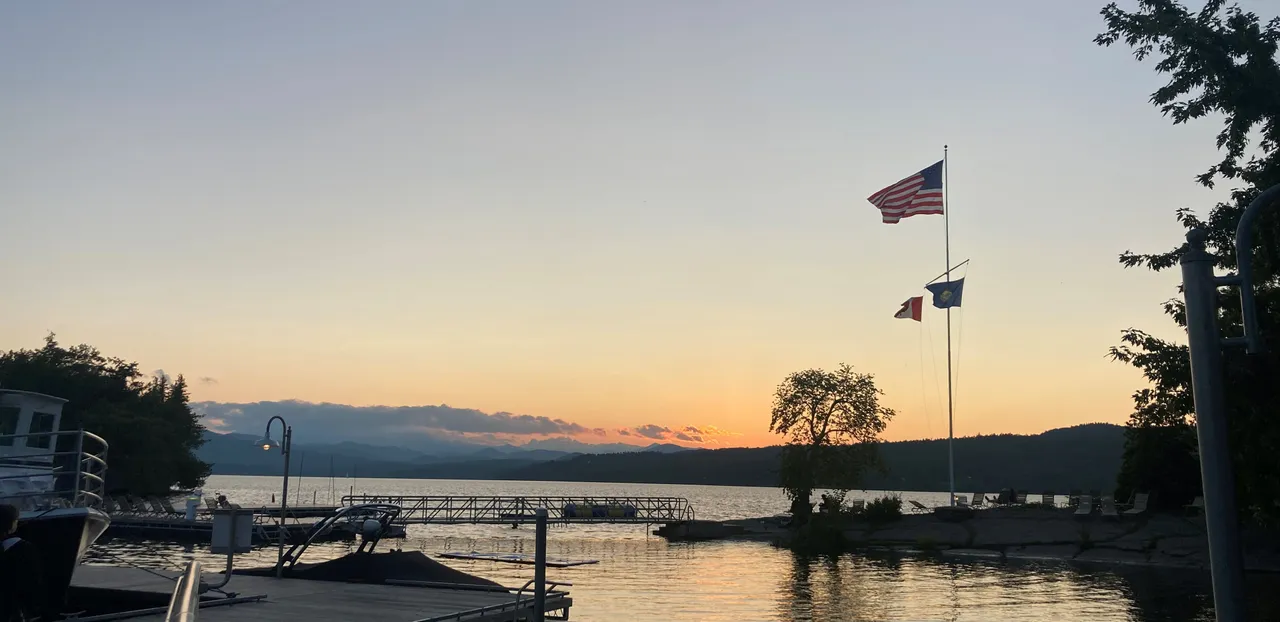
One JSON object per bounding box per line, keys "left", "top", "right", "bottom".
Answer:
{"left": 1015, "top": 492, "right": 1028, "bottom": 504}
{"left": 1074, "top": 495, "right": 1093, "bottom": 516}
{"left": 1100, "top": 495, "right": 1118, "bottom": 519}
{"left": 1041, "top": 492, "right": 1055, "bottom": 507}
{"left": 1068, "top": 489, "right": 1082, "bottom": 508}
{"left": 848, "top": 499, "right": 866, "bottom": 513}
{"left": 971, "top": 493, "right": 985, "bottom": 508}
{"left": 1123, "top": 493, "right": 1150, "bottom": 516}
{"left": 909, "top": 500, "right": 930, "bottom": 513}
{"left": 955, "top": 495, "right": 969, "bottom": 507}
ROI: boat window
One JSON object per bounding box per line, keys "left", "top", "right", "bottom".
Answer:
{"left": 27, "top": 412, "right": 57, "bottom": 449}
{"left": 0, "top": 406, "right": 18, "bottom": 446}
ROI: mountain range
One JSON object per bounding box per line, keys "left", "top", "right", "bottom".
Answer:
{"left": 200, "top": 423, "right": 1127, "bottom": 493}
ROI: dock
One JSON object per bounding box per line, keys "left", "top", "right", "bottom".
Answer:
{"left": 72, "top": 565, "right": 571, "bottom": 621}
{"left": 343, "top": 494, "right": 696, "bottom": 525}
{"left": 103, "top": 506, "right": 405, "bottom": 544}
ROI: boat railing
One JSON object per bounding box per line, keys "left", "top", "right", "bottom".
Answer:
{"left": 0, "top": 428, "right": 109, "bottom": 509}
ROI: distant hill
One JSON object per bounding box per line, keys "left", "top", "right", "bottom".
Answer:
{"left": 201, "top": 423, "right": 1126, "bottom": 492}
{"left": 503, "top": 423, "right": 1124, "bottom": 492}
{"left": 199, "top": 431, "right": 691, "bottom": 478}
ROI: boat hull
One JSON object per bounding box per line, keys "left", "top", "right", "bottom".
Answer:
{"left": 17, "top": 507, "right": 111, "bottom": 611}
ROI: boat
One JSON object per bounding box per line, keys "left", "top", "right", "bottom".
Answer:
{"left": 0, "top": 389, "right": 111, "bottom": 612}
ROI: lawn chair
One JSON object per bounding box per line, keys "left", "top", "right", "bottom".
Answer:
{"left": 1041, "top": 492, "right": 1055, "bottom": 507}
{"left": 909, "top": 500, "right": 931, "bottom": 514}
{"left": 124, "top": 496, "right": 156, "bottom": 514}
{"left": 848, "top": 499, "right": 866, "bottom": 513}
{"left": 1123, "top": 493, "right": 1150, "bottom": 516}
{"left": 115, "top": 496, "right": 141, "bottom": 513}
{"left": 150, "top": 496, "right": 181, "bottom": 515}
{"left": 1068, "top": 489, "right": 1082, "bottom": 508}
{"left": 1100, "top": 495, "right": 1118, "bottom": 518}
{"left": 1074, "top": 495, "right": 1093, "bottom": 516}
{"left": 1015, "top": 492, "right": 1028, "bottom": 504}
{"left": 971, "top": 493, "right": 985, "bottom": 508}
{"left": 1186, "top": 496, "right": 1205, "bottom": 515}
{"left": 955, "top": 495, "right": 969, "bottom": 507}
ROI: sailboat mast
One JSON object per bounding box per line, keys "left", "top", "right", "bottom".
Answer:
{"left": 943, "top": 145, "right": 955, "bottom": 507}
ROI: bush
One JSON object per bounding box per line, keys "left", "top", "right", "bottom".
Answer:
{"left": 863, "top": 494, "right": 903, "bottom": 523}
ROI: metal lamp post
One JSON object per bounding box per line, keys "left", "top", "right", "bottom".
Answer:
{"left": 1180, "top": 182, "right": 1280, "bottom": 621}
{"left": 256, "top": 415, "right": 292, "bottom": 579}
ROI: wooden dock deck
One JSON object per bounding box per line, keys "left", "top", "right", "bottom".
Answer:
{"left": 72, "top": 565, "right": 571, "bottom": 621}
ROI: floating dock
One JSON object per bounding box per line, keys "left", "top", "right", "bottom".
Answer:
{"left": 72, "top": 565, "right": 571, "bottom": 621}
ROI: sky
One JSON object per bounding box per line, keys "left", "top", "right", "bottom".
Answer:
{"left": 0, "top": 1, "right": 1253, "bottom": 448}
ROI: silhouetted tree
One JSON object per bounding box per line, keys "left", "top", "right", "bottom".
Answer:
{"left": 769, "top": 364, "right": 894, "bottom": 523}
{"left": 0, "top": 335, "right": 211, "bottom": 494}
{"left": 1097, "top": 1, "right": 1280, "bottom": 520}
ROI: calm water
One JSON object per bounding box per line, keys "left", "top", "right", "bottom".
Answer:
{"left": 87, "top": 475, "right": 1278, "bottom": 621}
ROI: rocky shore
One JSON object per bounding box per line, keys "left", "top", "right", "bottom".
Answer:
{"left": 655, "top": 506, "right": 1280, "bottom": 572}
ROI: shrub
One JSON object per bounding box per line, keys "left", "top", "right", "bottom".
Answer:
{"left": 864, "top": 494, "right": 903, "bottom": 523}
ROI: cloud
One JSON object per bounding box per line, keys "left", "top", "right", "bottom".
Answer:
{"left": 631, "top": 424, "right": 674, "bottom": 440}
{"left": 193, "top": 400, "right": 604, "bottom": 448}
{"left": 616, "top": 423, "right": 737, "bottom": 445}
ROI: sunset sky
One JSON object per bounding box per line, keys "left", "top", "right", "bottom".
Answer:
{"left": 0, "top": 1, "right": 1250, "bottom": 448}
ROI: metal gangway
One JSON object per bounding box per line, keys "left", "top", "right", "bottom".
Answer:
{"left": 340, "top": 494, "right": 695, "bottom": 525}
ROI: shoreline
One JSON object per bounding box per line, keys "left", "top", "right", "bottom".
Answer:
{"left": 656, "top": 507, "right": 1280, "bottom": 573}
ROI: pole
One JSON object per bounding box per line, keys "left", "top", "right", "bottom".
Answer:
{"left": 278, "top": 426, "right": 291, "bottom": 579}
{"left": 296, "top": 451, "right": 305, "bottom": 507}
{"left": 534, "top": 507, "right": 548, "bottom": 621}
{"left": 1181, "top": 228, "right": 1244, "bottom": 621}
{"left": 943, "top": 144, "right": 955, "bottom": 507}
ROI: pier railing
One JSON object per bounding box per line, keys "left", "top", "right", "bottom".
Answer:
{"left": 0, "top": 428, "right": 109, "bottom": 509}
{"left": 340, "top": 495, "right": 695, "bottom": 524}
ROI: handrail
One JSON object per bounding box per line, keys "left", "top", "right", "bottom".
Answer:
{"left": 276, "top": 503, "right": 403, "bottom": 574}
{"left": 0, "top": 428, "right": 108, "bottom": 509}
{"left": 164, "top": 561, "right": 203, "bottom": 622}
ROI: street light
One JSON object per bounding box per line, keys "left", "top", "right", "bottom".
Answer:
{"left": 257, "top": 415, "right": 291, "bottom": 578}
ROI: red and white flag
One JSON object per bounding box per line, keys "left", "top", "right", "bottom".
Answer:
{"left": 867, "top": 160, "right": 944, "bottom": 224}
{"left": 895, "top": 296, "right": 923, "bottom": 322}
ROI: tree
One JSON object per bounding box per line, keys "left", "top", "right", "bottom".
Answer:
{"left": 0, "top": 335, "right": 211, "bottom": 494}
{"left": 769, "top": 364, "right": 895, "bottom": 523}
{"left": 1096, "top": 1, "right": 1280, "bottom": 519}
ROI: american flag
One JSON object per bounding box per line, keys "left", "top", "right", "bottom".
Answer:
{"left": 867, "top": 160, "right": 944, "bottom": 224}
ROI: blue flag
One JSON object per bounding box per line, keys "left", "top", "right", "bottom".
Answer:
{"left": 925, "top": 278, "right": 965, "bottom": 309}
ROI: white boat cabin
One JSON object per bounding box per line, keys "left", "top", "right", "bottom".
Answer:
{"left": 0, "top": 389, "right": 68, "bottom": 505}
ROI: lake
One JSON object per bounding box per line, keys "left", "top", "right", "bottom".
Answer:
{"left": 87, "top": 475, "right": 1279, "bottom": 621}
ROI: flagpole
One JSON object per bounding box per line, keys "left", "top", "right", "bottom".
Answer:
{"left": 944, "top": 145, "right": 955, "bottom": 507}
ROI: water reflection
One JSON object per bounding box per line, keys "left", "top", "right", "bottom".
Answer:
{"left": 773, "top": 551, "right": 1240, "bottom": 622}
